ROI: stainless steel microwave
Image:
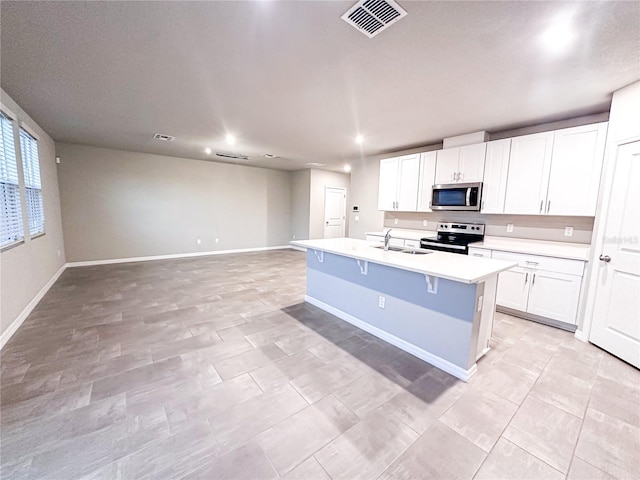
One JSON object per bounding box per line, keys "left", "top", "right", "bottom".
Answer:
{"left": 430, "top": 182, "right": 483, "bottom": 211}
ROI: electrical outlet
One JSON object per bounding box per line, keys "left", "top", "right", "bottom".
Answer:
{"left": 57, "top": 249, "right": 61, "bottom": 257}
{"left": 355, "top": 215, "right": 359, "bottom": 222}
{"left": 506, "top": 224, "right": 514, "bottom": 233}
{"left": 196, "top": 239, "right": 201, "bottom": 244}
{"left": 215, "top": 238, "right": 219, "bottom": 244}
{"left": 564, "top": 226, "right": 574, "bottom": 237}
{"left": 423, "top": 220, "right": 428, "bottom": 227}
{"left": 378, "top": 296, "right": 386, "bottom": 309}
{"left": 394, "top": 218, "right": 399, "bottom": 225}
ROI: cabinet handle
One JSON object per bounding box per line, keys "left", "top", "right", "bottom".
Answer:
{"left": 472, "top": 253, "right": 483, "bottom": 257}
{"left": 539, "top": 201, "right": 543, "bottom": 214}
{"left": 599, "top": 254, "right": 611, "bottom": 263}
{"left": 481, "top": 200, "right": 485, "bottom": 211}
{"left": 546, "top": 200, "right": 551, "bottom": 214}
{"left": 451, "top": 172, "right": 455, "bottom": 181}
{"left": 459, "top": 172, "right": 463, "bottom": 181}
{"left": 525, "top": 272, "right": 529, "bottom": 284}
{"left": 532, "top": 273, "right": 536, "bottom": 286}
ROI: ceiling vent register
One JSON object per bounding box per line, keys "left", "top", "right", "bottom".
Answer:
{"left": 342, "top": 0, "right": 407, "bottom": 38}
{"left": 152, "top": 133, "right": 175, "bottom": 141}
{"left": 216, "top": 152, "right": 250, "bottom": 160}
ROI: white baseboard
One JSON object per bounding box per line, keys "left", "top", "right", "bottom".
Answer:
{"left": 304, "top": 295, "right": 477, "bottom": 382}
{"left": 0, "top": 263, "right": 67, "bottom": 350}
{"left": 574, "top": 329, "right": 588, "bottom": 342}
{"left": 66, "top": 245, "right": 293, "bottom": 267}
{"left": 289, "top": 245, "right": 306, "bottom": 252}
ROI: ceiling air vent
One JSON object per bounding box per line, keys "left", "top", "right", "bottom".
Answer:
{"left": 342, "top": 0, "right": 407, "bottom": 38}
{"left": 153, "top": 133, "right": 175, "bottom": 141}
{"left": 215, "top": 152, "right": 250, "bottom": 160}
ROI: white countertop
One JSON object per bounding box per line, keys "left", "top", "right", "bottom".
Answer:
{"left": 469, "top": 236, "right": 590, "bottom": 261}
{"left": 290, "top": 238, "right": 517, "bottom": 284}
{"left": 365, "top": 229, "right": 436, "bottom": 241}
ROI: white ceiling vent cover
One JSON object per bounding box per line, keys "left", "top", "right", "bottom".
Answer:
{"left": 342, "top": 0, "right": 407, "bottom": 38}
{"left": 153, "top": 133, "right": 175, "bottom": 141}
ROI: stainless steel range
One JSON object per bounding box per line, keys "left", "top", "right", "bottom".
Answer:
{"left": 420, "top": 222, "right": 485, "bottom": 255}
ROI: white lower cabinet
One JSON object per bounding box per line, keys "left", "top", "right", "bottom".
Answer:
{"left": 496, "top": 267, "right": 530, "bottom": 311}
{"left": 526, "top": 270, "right": 582, "bottom": 324}
{"left": 490, "top": 249, "right": 585, "bottom": 326}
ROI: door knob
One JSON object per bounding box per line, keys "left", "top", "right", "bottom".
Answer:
{"left": 599, "top": 254, "right": 611, "bottom": 262}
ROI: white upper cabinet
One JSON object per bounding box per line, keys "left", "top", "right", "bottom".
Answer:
{"left": 481, "top": 139, "right": 511, "bottom": 214}
{"left": 546, "top": 122, "right": 608, "bottom": 216}
{"left": 377, "top": 154, "right": 420, "bottom": 211}
{"left": 434, "top": 148, "right": 460, "bottom": 184}
{"left": 378, "top": 158, "right": 400, "bottom": 211}
{"left": 503, "top": 123, "right": 607, "bottom": 216}
{"left": 504, "top": 131, "right": 554, "bottom": 214}
{"left": 458, "top": 143, "right": 487, "bottom": 183}
{"left": 417, "top": 151, "right": 437, "bottom": 212}
{"left": 435, "top": 143, "right": 487, "bottom": 184}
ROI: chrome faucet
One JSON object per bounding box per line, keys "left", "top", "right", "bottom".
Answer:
{"left": 384, "top": 229, "right": 393, "bottom": 251}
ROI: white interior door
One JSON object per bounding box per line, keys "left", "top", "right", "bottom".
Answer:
{"left": 589, "top": 140, "right": 640, "bottom": 368}
{"left": 324, "top": 186, "right": 346, "bottom": 239}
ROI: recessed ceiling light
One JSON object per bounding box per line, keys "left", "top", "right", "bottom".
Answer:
{"left": 225, "top": 134, "right": 236, "bottom": 145}
{"left": 344, "top": 164, "right": 352, "bottom": 173}
{"left": 204, "top": 147, "right": 212, "bottom": 155}
{"left": 306, "top": 162, "right": 327, "bottom": 167}
{"left": 355, "top": 135, "right": 364, "bottom": 144}
{"left": 540, "top": 15, "right": 575, "bottom": 54}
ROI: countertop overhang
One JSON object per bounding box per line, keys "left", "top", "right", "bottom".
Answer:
{"left": 290, "top": 238, "right": 517, "bottom": 284}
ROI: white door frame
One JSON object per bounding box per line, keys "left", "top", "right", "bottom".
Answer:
{"left": 579, "top": 134, "right": 640, "bottom": 342}
{"left": 324, "top": 186, "right": 347, "bottom": 238}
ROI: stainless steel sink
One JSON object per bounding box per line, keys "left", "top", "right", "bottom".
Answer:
{"left": 372, "top": 245, "right": 405, "bottom": 252}
{"left": 372, "top": 245, "right": 433, "bottom": 255}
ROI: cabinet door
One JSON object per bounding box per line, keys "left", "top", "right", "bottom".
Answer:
{"left": 496, "top": 267, "right": 531, "bottom": 311}
{"left": 396, "top": 154, "right": 421, "bottom": 211}
{"left": 468, "top": 247, "right": 491, "bottom": 258}
{"left": 378, "top": 158, "right": 399, "bottom": 211}
{"left": 546, "top": 122, "right": 608, "bottom": 216}
{"left": 435, "top": 147, "right": 460, "bottom": 184}
{"left": 504, "top": 132, "right": 554, "bottom": 214}
{"left": 417, "top": 151, "right": 437, "bottom": 211}
{"left": 527, "top": 270, "right": 582, "bottom": 324}
{"left": 481, "top": 139, "right": 511, "bottom": 213}
{"left": 458, "top": 143, "right": 487, "bottom": 183}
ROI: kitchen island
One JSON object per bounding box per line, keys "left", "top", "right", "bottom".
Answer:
{"left": 290, "top": 238, "right": 517, "bottom": 381}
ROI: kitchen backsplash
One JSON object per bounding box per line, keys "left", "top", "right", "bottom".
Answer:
{"left": 383, "top": 212, "right": 594, "bottom": 244}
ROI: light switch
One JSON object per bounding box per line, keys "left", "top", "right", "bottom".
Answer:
{"left": 506, "top": 224, "right": 514, "bottom": 233}
{"left": 355, "top": 215, "right": 359, "bottom": 222}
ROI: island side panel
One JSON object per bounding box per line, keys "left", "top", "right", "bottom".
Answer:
{"left": 305, "top": 251, "right": 483, "bottom": 379}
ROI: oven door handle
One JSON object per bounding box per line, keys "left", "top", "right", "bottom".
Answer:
{"left": 466, "top": 187, "right": 471, "bottom": 206}
{"left": 420, "top": 240, "right": 466, "bottom": 251}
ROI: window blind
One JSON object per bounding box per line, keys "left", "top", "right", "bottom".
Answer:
{"left": 19, "top": 127, "right": 44, "bottom": 236}
{"left": 0, "top": 111, "right": 24, "bottom": 246}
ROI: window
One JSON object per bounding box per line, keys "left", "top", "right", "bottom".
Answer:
{"left": 19, "top": 127, "right": 44, "bottom": 236}
{"left": 0, "top": 111, "right": 23, "bottom": 247}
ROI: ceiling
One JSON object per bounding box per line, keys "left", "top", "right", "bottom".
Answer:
{"left": 1, "top": 1, "right": 639, "bottom": 172}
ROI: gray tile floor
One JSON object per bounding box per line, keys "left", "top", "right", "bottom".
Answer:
{"left": 1, "top": 249, "right": 638, "bottom": 479}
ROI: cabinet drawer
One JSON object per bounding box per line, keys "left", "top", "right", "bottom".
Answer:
{"left": 468, "top": 247, "right": 491, "bottom": 258}
{"left": 365, "top": 235, "right": 384, "bottom": 244}
{"left": 390, "top": 237, "right": 405, "bottom": 247}
{"left": 491, "top": 250, "right": 584, "bottom": 276}
{"left": 404, "top": 239, "right": 420, "bottom": 248}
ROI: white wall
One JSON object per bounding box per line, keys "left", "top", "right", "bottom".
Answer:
{"left": 0, "top": 88, "right": 66, "bottom": 340}
{"left": 56, "top": 143, "right": 292, "bottom": 262}
{"left": 290, "top": 170, "right": 310, "bottom": 241}
{"left": 308, "top": 169, "right": 350, "bottom": 239}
